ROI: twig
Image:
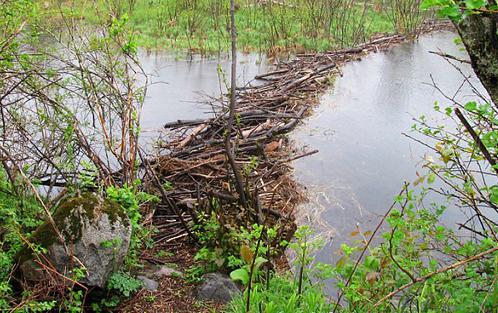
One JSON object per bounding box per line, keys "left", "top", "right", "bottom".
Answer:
{"left": 429, "top": 50, "right": 471, "bottom": 64}
{"left": 333, "top": 183, "right": 409, "bottom": 312}
{"left": 455, "top": 108, "right": 498, "bottom": 174}
{"left": 225, "top": 0, "right": 248, "bottom": 207}
{"left": 139, "top": 149, "right": 197, "bottom": 242}
{"left": 373, "top": 245, "right": 498, "bottom": 307}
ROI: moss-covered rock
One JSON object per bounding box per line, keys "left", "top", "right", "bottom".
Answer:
{"left": 18, "top": 193, "right": 132, "bottom": 288}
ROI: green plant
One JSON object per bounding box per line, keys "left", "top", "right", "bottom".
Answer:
{"left": 333, "top": 186, "right": 498, "bottom": 312}
{"left": 185, "top": 265, "right": 207, "bottom": 284}
{"left": 64, "top": 290, "right": 84, "bottom": 313}
{"left": 227, "top": 225, "right": 332, "bottom": 313}
{"left": 0, "top": 168, "right": 46, "bottom": 310}
{"left": 45, "top": 0, "right": 402, "bottom": 53}
{"left": 144, "top": 295, "right": 156, "bottom": 302}
{"left": 229, "top": 255, "right": 267, "bottom": 286}
{"left": 22, "top": 300, "right": 57, "bottom": 312}
{"left": 107, "top": 272, "right": 143, "bottom": 297}
{"left": 106, "top": 183, "right": 159, "bottom": 267}
{"left": 193, "top": 208, "right": 280, "bottom": 274}
{"left": 229, "top": 273, "right": 331, "bottom": 313}
{"left": 90, "top": 297, "right": 121, "bottom": 312}
{"left": 421, "top": 0, "right": 494, "bottom": 21}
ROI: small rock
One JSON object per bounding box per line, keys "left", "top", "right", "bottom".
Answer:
{"left": 137, "top": 275, "right": 159, "bottom": 292}
{"left": 153, "top": 265, "right": 183, "bottom": 279}
{"left": 195, "top": 272, "right": 241, "bottom": 303}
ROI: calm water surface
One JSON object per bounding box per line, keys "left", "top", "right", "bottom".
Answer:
{"left": 291, "top": 31, "right": 487, "bottom": 270}
{"left": 140, "top": 52, "right": 269, "bottom": 132}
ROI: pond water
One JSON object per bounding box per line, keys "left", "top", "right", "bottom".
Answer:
{"left": 291, "top": 31, "right": 486, "bottom": 272}
{"left": 139, "top": 52, "right": 270, "bottom": 144}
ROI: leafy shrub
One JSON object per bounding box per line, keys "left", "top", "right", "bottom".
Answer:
{"left": 333, "top": 188, "right": 498, "bottom": 312}
{"left": 0, "top": 169, "right": 45, "bottom": 310}
{"left": 106, "top": 183, "right": 159, "bottom": 268}
{"left": 228, "top": 274, "right": 332, "bottom": 313}
{"left": 227, "top": 225, "right": 333, "bottom": 312}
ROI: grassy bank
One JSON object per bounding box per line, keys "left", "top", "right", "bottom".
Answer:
{"left": 44, "top": 0, "right": 427, "bottom": 54}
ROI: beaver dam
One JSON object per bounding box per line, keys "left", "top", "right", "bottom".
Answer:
{"left": 143, "top": 31, "right": 436, "bottom": 247}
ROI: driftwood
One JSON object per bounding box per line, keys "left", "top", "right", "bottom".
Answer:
{"left": 147, "top": 33, "right": 417, "bottom": 242}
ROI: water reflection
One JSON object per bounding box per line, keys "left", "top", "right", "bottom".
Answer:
{"left": 292, "top": 31, "right": 486, "bottom": 269}
{"left": 139, "top": 52, "right": 269, "bottom": 131}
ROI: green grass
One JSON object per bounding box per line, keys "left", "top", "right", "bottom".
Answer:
{"left": 44, "top": 0, "right": 406, "bottom": 54}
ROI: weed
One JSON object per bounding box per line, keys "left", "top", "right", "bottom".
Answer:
{"left": 107, "top": 272, "right": 143, "bottom": 297}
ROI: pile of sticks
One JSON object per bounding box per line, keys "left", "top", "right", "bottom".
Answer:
{"left": 147, "top": 34, "right": 410, "bottom": 244}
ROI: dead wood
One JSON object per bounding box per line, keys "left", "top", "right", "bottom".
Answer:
{"left": 147, "top": 33, "right": 422, "bottom": 243}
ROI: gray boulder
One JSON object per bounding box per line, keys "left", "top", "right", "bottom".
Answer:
{"left": 18, "top": 194, "right": 131, "bottom": 288}
{"left": 195, "top": 272, "right": 241, "bottom": 303}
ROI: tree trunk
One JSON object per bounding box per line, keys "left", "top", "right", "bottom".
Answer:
{"left": 455, "top": 14, "right": 498, "bottom": 104}
{"left": 225, "top": 0, "right": 248, "bottom": 206}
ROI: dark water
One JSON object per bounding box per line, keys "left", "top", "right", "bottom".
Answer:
{"left": 291, "top": 31, "right": 487, "bottom": 269}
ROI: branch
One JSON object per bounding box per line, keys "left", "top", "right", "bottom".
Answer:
{"left": 373, "top": 245, "right": 498, "bottom": 307}
{"left": 333, "top": 183, "right": 409, "bottom": 312}
{"left": 455, "top": 108, "right": 498, "bottom": 174}
{"left": 429, "top": 50, "right": 471, "bottom": 64}
{"left": 225, "top": 0, "right": 247, "bottom": 207}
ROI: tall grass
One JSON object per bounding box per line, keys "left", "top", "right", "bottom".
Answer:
{"left": 385, "top": 0, "right": 428, "bottom": 36}
{"left": 47, "top": 0, "right": 426, "bottom": 53}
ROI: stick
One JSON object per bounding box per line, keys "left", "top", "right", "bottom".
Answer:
{"left": 429, "top": 50, "right": 471, "bottom": 64}
{"left": 139, "top": 150, "right": 197, "bottom": 242}
{"left": 225, "top": 0, "right": 248, "bottom": 207}
{"left": 455, "top": 108, "right": 498, "bottom": 174}
{"left": 373, "top": 245, "right": 498, "bottom": 307}
{"left": 333, "top": 183, "right": 409, "bottom": 312}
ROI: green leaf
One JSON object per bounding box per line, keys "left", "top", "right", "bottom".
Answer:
{"left": 230, "top": 268, "right": 249, "bottom": 285}
{"left": 253, "top": 257, "right": 268, "bottom": 271}
{"left": 490, "top": 185, "right": 498, "bottom": 205}
{"left": 464, "top": 101, "right": 478, "bottom": 112}
{"left": 464, "top": 0, "right": 486, "bottom": 10}
{"left": 427, "top": 173, "right": 436, "bottom": 184}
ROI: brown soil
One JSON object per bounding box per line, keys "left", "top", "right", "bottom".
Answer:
{"left": 117, "top": 240, "right": 225, "bottom": 313}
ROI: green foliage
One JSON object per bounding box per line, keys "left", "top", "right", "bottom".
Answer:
{"left": 45, "top": 0, "right": 403, "bottom": 53}
{"left": 243, "top": 156, "right": 259, "bottom": 177}
{"left": 64, "top": 290, "right": 84, "bottom": 313}
{"left": 228, "top": 273, "right": 332, "bottom": 313}
{"left": 0, "top": 169, "right": 45, "bottom": 310}
{"left": 229, "top": 256, "right": 267, "bottom": 286}
{"left": 185, "top": 265, "right": 208, "bottom": 284}
{"left": 193, "top": 208, "right": 279, "bottom": 274}
{"left": 90, "top": 296, "right": 121, "bottom": 312}
{"left": 107, "top": 272, "right": 143, "bottom": 297}
{"left": 20, "top": 300, "right": 57, "bottom": 312}
{"left": 227, "top": 225, "right": 332, "bottom": 313}
{"left": 334, "top": 188, "right": 498, "bottom": 312}
{"left": 106, "top": 183, "right": 159, "bottom": 268}
{"left": 421, "top": 0, "right": 498, "bottom": 21}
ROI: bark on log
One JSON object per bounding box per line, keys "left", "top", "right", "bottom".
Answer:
{"left": 455, "top": 14, "right": 498, "bottom": 105}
